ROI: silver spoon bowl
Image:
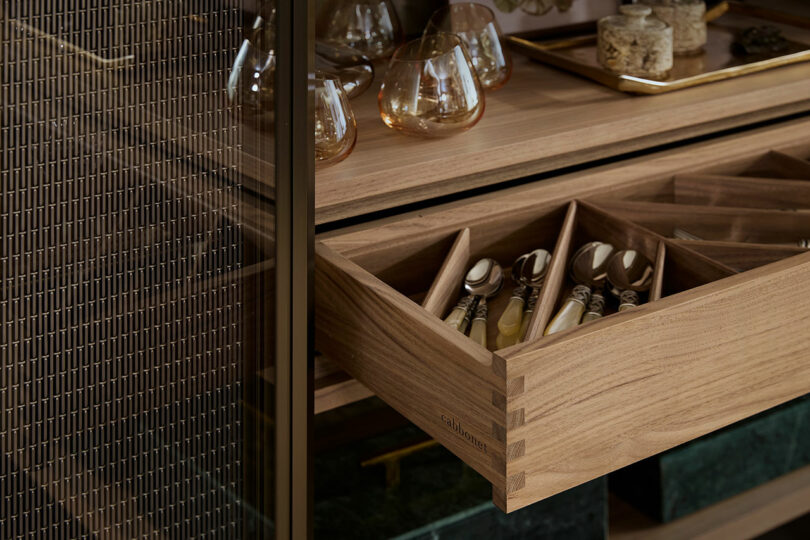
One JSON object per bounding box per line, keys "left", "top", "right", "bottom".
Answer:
{"left": 444, "top": 258, "right": 503, "bottom": 335}
{"left": 497, "top": 249, "right": 551, "bottom": 337}
{"left": 545, "top": 241, "right": 615, "bottom": 335}
{"left": 607, "top": 249, "right": 653, "bottom": 311}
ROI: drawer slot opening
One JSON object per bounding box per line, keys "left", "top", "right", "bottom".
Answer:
{"left": 599, "top": 200, "right": 810, "bottom": 247}
{"left": 735, "top": 151, "right": 810, "bottom": 180}
{"left": 671, "top": 174, "right": 810, "bottom": 210}
{"left": 522, "top": 202, "right": 734, "bottom": 342}
{"left": 672, "top": 239, "right": 809, "bottom": 273}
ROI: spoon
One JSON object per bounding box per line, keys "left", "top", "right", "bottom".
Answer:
{"left": 444, "top": 258, "right": 504, "bottom": 340}
{"left": 468, "top": 276, "right": 505, "bottom": 348}
{"left": 497, "top": 249, "right": 551, "bottom": 337}
{"left": 607, "top": 250, "right": 654, "bottom": 311}
{"left": 544, "top": 241, "right": 615, "bottom": 335}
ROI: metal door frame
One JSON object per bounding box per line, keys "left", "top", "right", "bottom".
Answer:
{"left": 274, "top": 1, "right": 314, "bottom": 538}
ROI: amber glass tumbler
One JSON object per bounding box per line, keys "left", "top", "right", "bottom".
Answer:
{"left": 317, "top": 0, "right": 403, "bottom": 60}
{"left": 227, "top": 3, "right": 276, "bottom": 129}
{"left": 425, "top": 3, "right": 512, "bottom": 90}
{"left": 378, "top": 33, "right": 485, "bottom": 137}
{"left": 315, "top": 74, "right": 358, "bottom": 168}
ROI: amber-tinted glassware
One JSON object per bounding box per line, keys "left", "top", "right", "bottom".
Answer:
{"left": 315, "top": 40, "right": 375, "bottom": 99}
{"left": 378, "top": 33, "right": 485, "bottom": 137}
{"left": 227, "top": 2, "right": 276, "bottom": 129}
{"left": 316, "top": 0, "right": 403, "bottom": 60}
{"left": 315, "top": 73, "right": 358, "bottom": 168}
{"left": 424, "top": 3, "right": 512, "bottom": 90}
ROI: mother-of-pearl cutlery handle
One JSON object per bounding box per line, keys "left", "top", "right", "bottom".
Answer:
{"left": 618, "top": 290, "right": 641, "bottom": 312}
{"left": 544, "top": 284, "right": 591, "bottom": 335}
{"left": 497, "top": 285, "right": 527, "bottom": 337}
{"left": 517, "top": 289, "right": 540, "bottom": 341}
{"left": 496, "top": 332, "right": 519, "bottom": 349}
{"left": 581, "top": 290, "right": 606, "bottom": 323}
{"left": 444, "top": 295, "right": 476, "bottom": 331}
{"left": 468, "top": 300, "right": 489, "bottom": 348}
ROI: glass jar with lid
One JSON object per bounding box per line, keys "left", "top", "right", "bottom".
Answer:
{"left": 642, "top": 0, "right": 707, "bottom": 55}
{"left": 597, "top": 4, "right": 673, "bottom": 80}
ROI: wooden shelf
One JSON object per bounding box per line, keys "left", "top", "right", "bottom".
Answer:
{"left": 34, "top": 8, "right": 808, "bottom": 227}
{"left": 610, "top": 464, "right": 810, "bottom": 540}
{"left": 314, "top": 51, "right": 810, "bottom": 224}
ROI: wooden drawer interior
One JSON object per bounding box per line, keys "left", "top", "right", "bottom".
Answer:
{"left": 315, "top": 120, "right": 810, "bottom": 512}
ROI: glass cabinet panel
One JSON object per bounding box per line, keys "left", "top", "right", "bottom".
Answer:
{"left": 1, "top": 1, "right": 308, "bottom": 537}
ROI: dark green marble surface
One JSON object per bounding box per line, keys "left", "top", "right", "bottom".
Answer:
{"left": 315, "top": 398, "right": 607, "bottom": 539}
{"left": 396, "top": 478, "right": 607, "bottom": 540}
{"left": 611, "top": 393, "right": 810, "bottom": 523}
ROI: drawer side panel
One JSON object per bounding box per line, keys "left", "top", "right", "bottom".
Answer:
{"left": 503, "top": 252, "right": 810, "bottom": 511}
{"left": 315, "top": 243, "right": 508, "bottom": 487}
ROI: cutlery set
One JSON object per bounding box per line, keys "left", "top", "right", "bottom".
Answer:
{"left": 445, "top": 242, "right": 654, "bottom": 348}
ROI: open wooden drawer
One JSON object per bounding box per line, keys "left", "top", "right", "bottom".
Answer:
{"left": 314, "top": 117, "right": 810, "bottom": 512}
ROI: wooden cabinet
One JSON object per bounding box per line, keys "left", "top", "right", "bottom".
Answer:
{"left": 314, "top": 117, "right": 810, "bottom": 512}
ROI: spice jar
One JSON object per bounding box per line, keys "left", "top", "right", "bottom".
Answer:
{"left": 597, "top": 4, "right": 673, "bottom": 80}
{"left": 643, "top": 0, "right": 707, "bottom": 55}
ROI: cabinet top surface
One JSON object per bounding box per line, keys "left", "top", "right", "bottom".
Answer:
{"left": 314, "top": 52, "right": 810, "bottom": 224}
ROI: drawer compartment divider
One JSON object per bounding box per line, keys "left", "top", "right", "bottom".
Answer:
{"left": 672, "top": 239, "right": 809, "bottom": 272}
{"left": 739, "top": 151, "right": 810, "bottom": 180}
{"left": 650, "top": 241, "right": 667, "bottom": 302}
{"left": 421, "top": 228, "right": 471, "bottom": 318}
{"left": 596, "top": 200, "right": 810, "bottom": 247}
{"left": 525, "top": 201, "right": 578, "bottom": 342}
{"left": 673, "top": 174, "right": 810, "bottom": 209}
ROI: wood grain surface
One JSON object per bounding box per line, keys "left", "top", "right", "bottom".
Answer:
{"left": 674, "top": 174, "right": 810, "bottom": 209}
{"left": 320, "top": 120, "right": 810, "bottom": 260}
{"left": 501, "top": 251, "right": 810, "bottom": 511}
{"left": 673, "top": 239, "right": 808, "bottom": 272}
{"left": 650, "top": 242, "right": 667, "bottom": 302}
{"left": 739, "top": 151, "right": 810, "bottom": 180}
{"left": 524, "top": 202, "right": 578, "bottom": 342}
{"left": 315, "top": 119, "right": 810, "bottom": 416}
{"left": 610, "top": 464, "right": 810, "bottom": 540}
{"left": 421, "top": 228, "right": 471, "bottom": 318}
{"left": 315, "top": 243, "right": 508, "bottom": 487}
{"left": 596, "top": 200, "right": 810, "bottom": 245}
{"left": 314, "top": 56, "right": 810, "bottom": 223}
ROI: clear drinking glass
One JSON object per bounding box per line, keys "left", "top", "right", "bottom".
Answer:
{"left": 424, "top": 3, "right": 512, "bottom": 90}
{"left": 378, "top": 33, "right": 485, "bottom": 137}
{"left": 315, "top": 73, "right": 358, "bottom": 168}
{"left": 227, "top": 2, "right": 276, "bottom": 129}
{"left": 316, "top": 0, "right": 403, "bottom": 61}
{"left": 315, "top": 40, "right": 375, "bottom": 99}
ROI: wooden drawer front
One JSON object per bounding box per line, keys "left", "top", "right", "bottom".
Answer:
{"left": 315, "top": 118, "right": 810, "bottom": 512}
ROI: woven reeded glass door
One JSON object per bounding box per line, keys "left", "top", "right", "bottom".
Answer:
{"left": 1, "top": 1, "right": 310, "bottom": 537}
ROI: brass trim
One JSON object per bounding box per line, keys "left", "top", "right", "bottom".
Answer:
{"left": 508, "top": 1, "right": 810, "bottom": 95}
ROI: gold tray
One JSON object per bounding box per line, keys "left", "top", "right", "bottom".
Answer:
{"left": 508, "top": 2, "right": 810, "bottom": 95}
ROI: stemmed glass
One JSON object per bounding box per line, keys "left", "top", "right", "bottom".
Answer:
{"left": 315, "top": 73, "right": 358, "bottom": 168}
{"left": 378, "top": 32, "right": 485, "bottom": 137}
{"left": 316, "top": 0, "right": 403, "bottom": 61}
{"left": 424, "top": 3, "right": 512, "bottom": 90}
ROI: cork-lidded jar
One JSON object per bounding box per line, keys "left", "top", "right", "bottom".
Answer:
{"left": 643, "top": 0, "right": 707, "bottom": 55}
{"left": 597, "top": 4, "right": 673, "bottom": 80}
